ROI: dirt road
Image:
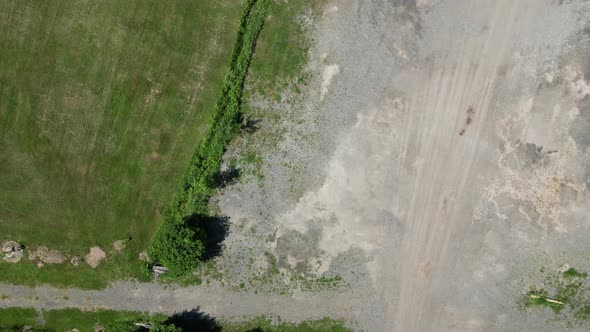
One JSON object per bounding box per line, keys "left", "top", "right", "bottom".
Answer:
{"left": 310, "top": 0, "right": 590, "bottom": 330}
{"left": 391, "top": 1, "right": 524, "bottom": 330}
{"left": 269, "top": 0, "right": 590, "bottom": 330}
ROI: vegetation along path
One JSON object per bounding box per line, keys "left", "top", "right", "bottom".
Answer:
{"left": 0, "top": 281, "right": 366, "bottom": 324}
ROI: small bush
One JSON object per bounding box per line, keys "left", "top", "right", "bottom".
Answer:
{"left": 563, "top": 268, "right": 588, "bottom": 279}
{"left": 149, "top": 217, "right": 206, "bottom": 277}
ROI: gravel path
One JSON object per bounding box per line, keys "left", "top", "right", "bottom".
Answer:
{"left": 0, "top": 281, "right": 367, "bottom": 324}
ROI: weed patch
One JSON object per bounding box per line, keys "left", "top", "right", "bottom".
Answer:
{"left": 523, "top": 266, "right": 590, "bottom": 326}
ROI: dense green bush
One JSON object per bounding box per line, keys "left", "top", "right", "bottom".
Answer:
{"left": 148, "top": 0, "right": 268, "bottom": 277}
{"left": 149, "top": 217, "right": 206, "bottom": 277}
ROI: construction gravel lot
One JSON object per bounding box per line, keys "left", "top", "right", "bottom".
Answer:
{"left": 220, "top": 0, "right": 590, "bottom": 330}
{"left": 4, "top": 0, "right": 590, "bottom": 331}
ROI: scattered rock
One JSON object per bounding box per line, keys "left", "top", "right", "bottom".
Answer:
{"left": 28, "top": 246, "right": 66, "bottom": 264}
{"left": 113, "top": 240, "right": 126, "bottom": 253}
{"left": 70, "top": 256, "right": 80, "bottom": 267}
{"left": 85, "top": 247, "right": 106, "bottom": 268}
{"left": 139, "top": 251, "right": 149, "bottom": 262}
{"left": 93, "top": 325, "right": 105, "bottom": 332}
{"left": 1, "top": 241, "right": 23, "bottom": 263}
{"left": 36, "top": 261, "right": 44, "bottom": 268}
{"left": 23, "top": 326, "right": 33, "bottom": 331}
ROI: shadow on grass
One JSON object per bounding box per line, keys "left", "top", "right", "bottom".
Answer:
{"left": 165, "top": 308, "right": 221, "bottom": 332}
{"left": 186, "top": 214, "right": 229, "bottom": 260}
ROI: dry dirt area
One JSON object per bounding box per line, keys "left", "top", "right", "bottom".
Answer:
{"left": 216, "top": 0, "right": 590, "bottom": 330}
{"left": 28, "top": 246, "right": 66, "bottom": 265}
{"left": 3, "top": 1, "right": 590, "bottom": 331}
{"left": 85, "top": 247, "right": 106, "bottom": 269}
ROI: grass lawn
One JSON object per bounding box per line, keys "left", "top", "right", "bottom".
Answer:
{"left": 0, "top": 308, "right": 352, "bottom": 332}
{"left": 0, "top": 0, "right": 242, "bottom": 288}
{"left": 0, "top": 308, "right": 40, "bottom": 330}
{"left": 0, "top": 308, "right": 167, "bottom": 331}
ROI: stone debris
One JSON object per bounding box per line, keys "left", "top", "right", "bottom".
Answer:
{"left": 153, "top": 265, "right": 169, "bottom": 277}
{"left": 70, "top": 256, "right": 80, "bottom": 267}
{"left": 1, "top": 241, "right": 23, "bottom": 263}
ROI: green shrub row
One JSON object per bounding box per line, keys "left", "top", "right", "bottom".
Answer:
{"left": 148, "top": 0, "right": 268, "bottom": 277}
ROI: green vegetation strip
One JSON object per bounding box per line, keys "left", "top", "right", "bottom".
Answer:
{"left": 148, "top": 0, "right": 268, "bottom": 277}
{"left": 524, "top": 267, "right": 590, "bottom": 324}
{"left": 0, "top": 308, "right": 351, "bottom": 332}
{"left": 0, "top": 308, "right": 167, "bottom": 331}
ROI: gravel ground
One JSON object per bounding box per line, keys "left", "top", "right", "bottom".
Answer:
{"left": 4, "top": 1, "right": 590, "bottom": 331}
{"left": 0, "top": 281, "right": 367, "bottom": 327}
{"left": 218, "top": 0, "right": 590, "bottom": 330}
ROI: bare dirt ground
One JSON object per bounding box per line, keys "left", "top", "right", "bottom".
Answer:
{"left": 85, "top": 247, "right": 106, "bottom": 269}
{"left": 3, "top": 1, "right": 590, "bottom": 331}
{"left": 217, "top": 0, "right": 590, "bottom": 330}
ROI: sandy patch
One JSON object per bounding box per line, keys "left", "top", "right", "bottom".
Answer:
{"left": 144, "top": 151, "right": 160, "bottom": 161}
{"left": 323, "top": 5, "right": 338, "bottom": 16}
{"left": 28, "top": 246, "right": 66, "bottom": 264}
{"left": 565, "top": 65, "right": 590, "bottom": 100}
{"left": 85, "top": 247, "right": 106, "bottom": 268}
{"left": 138, "top": 251, "right": 149, "bottom": 262}
{"left": 320, "top": 64, "right": 339, "bottom": 100}
{"left": 415, "top": 0, "right": 432, "bottom": 8}
{"left": 113, "top": 240, "right": 126, "bottom": 253}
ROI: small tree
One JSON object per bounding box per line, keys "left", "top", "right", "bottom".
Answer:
{"left": 148, "top": 217, "right": 206, "bottom": 277}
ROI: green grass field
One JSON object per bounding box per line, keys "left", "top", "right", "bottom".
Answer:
{"left": 0, "top": 308, "right": 351, "bottom": 332}
{"left": 0, "top": 0, "right": 323, "bottom": 288}
{"left": 0, "top": 0, "right": 243, "bottom": 287}
{"left": 0, "top": 308, "right": 167, "bottom": 331}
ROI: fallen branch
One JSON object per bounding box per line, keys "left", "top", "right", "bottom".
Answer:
{"left": 528, "top": 294, "right": 565, "bottom": 305}
{"left": 134, "top": 322, "right": 153, "bottom": 329}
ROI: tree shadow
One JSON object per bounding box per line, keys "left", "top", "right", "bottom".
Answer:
{"left": 242, "top": 116, "right": 261, "bottom": 134}
{"left": 165, "top": 308, "right": 221, "bottom": 332}
{"left": 186, "top": 214, "right": 229, "bottom": 260}
{"left": 214, "top": 165, "right": 241, "bottom": 189}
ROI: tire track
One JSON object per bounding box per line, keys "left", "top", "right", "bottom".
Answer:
{"left": 392, "top": 1, "right": 523, "bottom": 330}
